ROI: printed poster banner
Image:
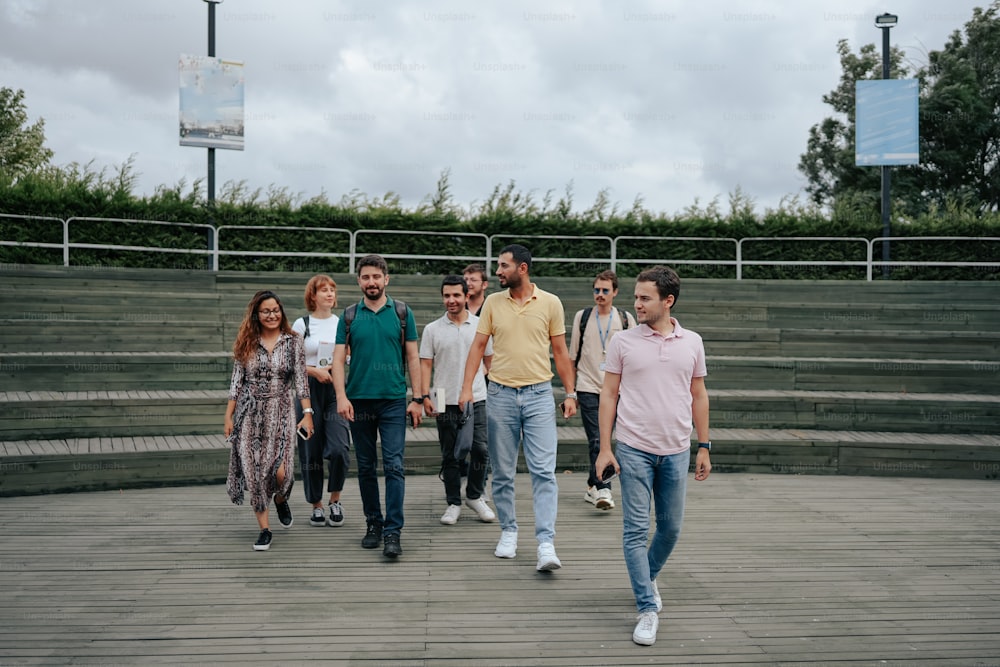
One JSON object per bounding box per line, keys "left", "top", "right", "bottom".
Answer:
{"left": 855, "top": 79, "right": 919, "bottom": 166}
{"left": 179, "top": 54, "right": 245, "bottom": 151}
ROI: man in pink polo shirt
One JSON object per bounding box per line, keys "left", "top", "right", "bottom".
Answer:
{"left": 595, "top": 265, "right": 712, "bottom": 647}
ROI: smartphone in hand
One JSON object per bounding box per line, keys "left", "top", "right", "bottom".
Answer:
{"left": 601, "top": 464, "right": 618, "bottom": 483}
{"left": 297, "top": 426, "right": 310, "bottom": 440}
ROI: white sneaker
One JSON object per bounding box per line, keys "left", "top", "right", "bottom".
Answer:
{"left": 465, "top": 497, "right": 496, "bottom": 522}
{"left": 536, "top": 542, "right": 562, "bottom": 571}
{"left": 440, "top": 504, "right": 462, "bottom": 525}
{"left": 595, "top": 488, "right": 614, "bottom": 510}
{"left": 584, "top": 486, "right": 600, "bottom": 505}
{"left": 633, "top": 611, "right": 659, "bottom": 646}
{"left": 494, "top": 529, "right": 518, "bottom": 558}
{"left": 652, "top": 579, "right": 662, "bottom": 612}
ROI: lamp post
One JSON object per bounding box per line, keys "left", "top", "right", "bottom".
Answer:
{"left": 875, "top": 12, "right": 897, "bottom": 278}
{"left": 204, "top": 0, "right": 223, "bottom": 205}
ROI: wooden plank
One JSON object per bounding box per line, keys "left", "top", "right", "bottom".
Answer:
{"left": 0, "top": 474, "right": 997, "bottom": 665}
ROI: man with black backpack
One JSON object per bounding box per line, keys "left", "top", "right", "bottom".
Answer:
{"left": 568, "top": 270, "right": 636, "bottom": 511}
{"left": 332, "top": 254, "right": 423, "bottom": 559}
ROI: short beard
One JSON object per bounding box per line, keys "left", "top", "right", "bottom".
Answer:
{"left": 500, "top": 274, "right": 521, "bottom": 289}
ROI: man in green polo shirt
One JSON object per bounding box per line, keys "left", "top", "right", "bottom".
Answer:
{"left": 332, "top": 254, "right": 423, "bottom": 559}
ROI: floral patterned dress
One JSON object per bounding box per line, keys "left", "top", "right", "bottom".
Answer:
{"left": 226, "top": 332, "right": 309, "bottom": 513}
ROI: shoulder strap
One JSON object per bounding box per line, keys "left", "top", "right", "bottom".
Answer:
{"left": 574, "top": 307, "right": 593, "bottom": 368}
{"left": 618, "top": 308, "right": 629, "bottom": 330}
{"left": 344, "top": 301, "right": 408, "bottom": 370}
{"left": 343, "top": 304, "right": 358, "bottom": 350}
{"left": 303, "top": 315, "right": 310, "bottom": 339}
{"left": 394, "top": 299, "right": 409, "bottom": 370}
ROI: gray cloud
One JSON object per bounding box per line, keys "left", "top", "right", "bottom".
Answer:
{"left": 0, "top": 0, "right": 981, "bottom": 215}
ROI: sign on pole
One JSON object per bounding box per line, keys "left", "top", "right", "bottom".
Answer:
{"left": 179, "top": 54, "right": 245, "bottom": 151}
{"left": 855, "top": 79, "right": 919, "bottom": 166}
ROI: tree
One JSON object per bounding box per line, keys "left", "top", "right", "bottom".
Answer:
{"left": 0, "top": 87, "right": 54, "bottom": 182}
{"left": 919, "top": 2, "right": 1000, "bottom": 211}
{"left": 799, "top": 1, "right": 1000, "bottom": 213}
{"left": 797, "top": 40, "right": 917, "bottom": 211}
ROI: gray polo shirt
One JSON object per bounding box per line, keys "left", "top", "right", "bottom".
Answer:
{"left": 419, "top": 312, "right": 493, "bottom": 405}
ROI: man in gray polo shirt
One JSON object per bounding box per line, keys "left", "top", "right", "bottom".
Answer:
{"left": 419, "top": 275, "right": 496, "bottom": 525}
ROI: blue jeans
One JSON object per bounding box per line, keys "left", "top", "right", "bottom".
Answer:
{"left": 617, "top": 442, "right": 688, "bottom": 613}
{"left": 578, "top": 391, "right": 611, "bottom": 490}
{"left": 487, "top": 381, "right": 559, "bottom": 544}
{"left": 350, "top": 398, "right": 406, "bottom": 536}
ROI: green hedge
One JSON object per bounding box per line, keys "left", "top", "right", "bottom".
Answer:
{"left": 2, "top": 166, "right": 998, "bottom": 279}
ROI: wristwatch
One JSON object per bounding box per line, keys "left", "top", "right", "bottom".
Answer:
{"left": 410, "top": 395, "right": 425, "bottom": 404}
{"left": 697, "top": 441, "right": 711, "bottom": 451}
{"left": 564, "top": 392, "right": 578, "bottom": 400}
{"left": 302, "top": 408, "right": 314, "bottom": 415}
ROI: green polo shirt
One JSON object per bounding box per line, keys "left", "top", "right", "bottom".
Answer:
{"left": 336, "top": 296, "right": 418, "bottom": 400}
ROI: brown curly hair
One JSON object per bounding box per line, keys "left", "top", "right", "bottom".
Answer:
{"left": 232, "top": 290, "right": 295, "bottom": 364}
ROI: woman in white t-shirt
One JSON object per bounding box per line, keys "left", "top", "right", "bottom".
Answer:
{"left": 291, "top": 275, "right": 352, "bottom": 528}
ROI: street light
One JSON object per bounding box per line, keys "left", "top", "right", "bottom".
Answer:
{"left": 204, "top": 0, "right": 223, "bottom": 206}
{"left": 875, "top": 12, "right": 897, "bottom": 278}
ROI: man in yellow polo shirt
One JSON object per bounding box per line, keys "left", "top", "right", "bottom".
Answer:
{"left": 460, "top": 244, "right": 578, "bottom": 572}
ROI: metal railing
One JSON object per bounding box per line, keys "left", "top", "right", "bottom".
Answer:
{"left": 1, "top": 215, "right": 998, "bottom": 280}
{"left": 0, "top": 213, "right": 69, "bottom": 265}
{"left": 488, "top": 234, "right": 614, "bottom": 274}
{"left": 66, "top": 217, "right": 217, "bottom": 268}
{"left": 216, "top": 225, "right": 351, "bottom": 272}
{"left": 871, "top": 236, "right": 1000, "bottom": 278}
{"left": 356, "top": 229, "right": 489, "bottom": 275}
{"left": 738, "top": 237, "right": 872, "bottom": 280}
{"left": 614, "top": 236, "right": 740, "bottom": 275}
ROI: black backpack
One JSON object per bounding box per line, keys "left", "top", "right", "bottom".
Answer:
{"left": 574, "top": 307, "right": 630, "bottom": 367}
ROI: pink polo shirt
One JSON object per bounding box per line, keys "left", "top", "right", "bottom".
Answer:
{"left": 603, "top": 318, "right": 706, "bottom": 456}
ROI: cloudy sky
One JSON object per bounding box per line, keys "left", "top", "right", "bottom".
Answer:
{"left": 0, "top": 0, "right": 983, "bottom": 216}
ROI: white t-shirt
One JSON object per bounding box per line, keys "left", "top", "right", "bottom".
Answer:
{"left": 292, "top": 313, "right": 340, "bottom": 367}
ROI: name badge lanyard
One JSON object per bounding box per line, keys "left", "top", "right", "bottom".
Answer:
{"left": 597, "top": 311, "right": 612, "bottom": 370}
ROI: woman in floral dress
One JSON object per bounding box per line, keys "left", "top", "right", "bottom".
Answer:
{"left": 224, "top": 290, "right": 313, "bottom": 551}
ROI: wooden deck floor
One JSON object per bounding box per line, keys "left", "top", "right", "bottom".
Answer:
{"left": 1, "top": 473, "right": 998, "bottom": 666}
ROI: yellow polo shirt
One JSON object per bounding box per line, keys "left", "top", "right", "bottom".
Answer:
{"left": 477, "top": 284, "right": 566, "bottom": 387}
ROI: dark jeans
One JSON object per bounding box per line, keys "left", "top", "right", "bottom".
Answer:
{"left": 436, "top": 401, "right": 488, "bottom": 506}
{"left": 578, "top": 391, "right": 611, "bottom": 490}
{"left": 296, "top": 379, "right": 351, "bottom": 504}
{"left": 350, "top": 398, "right": 406, "bottom": 536}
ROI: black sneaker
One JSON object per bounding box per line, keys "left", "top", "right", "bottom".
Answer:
{"left": 361, "top": 522, "right": 382, "bottom": 549}
{"left": 309, "top": 507, "right": 326, "bottom": 526}
{"left": 383, "top": 533, "right": 402, "bottom": 558}
{"left": 276, "top": 500, "right": 293, "bottom": 528}
{"left": 327, "top": 501, "right": 344, "bottom": 527}
{"left": 253, "top": 529, "right": 272, "bottom": 551}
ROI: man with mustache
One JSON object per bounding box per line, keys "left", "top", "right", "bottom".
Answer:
{"left": 568, "top": 270, "right": 636, "bottom": 512}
